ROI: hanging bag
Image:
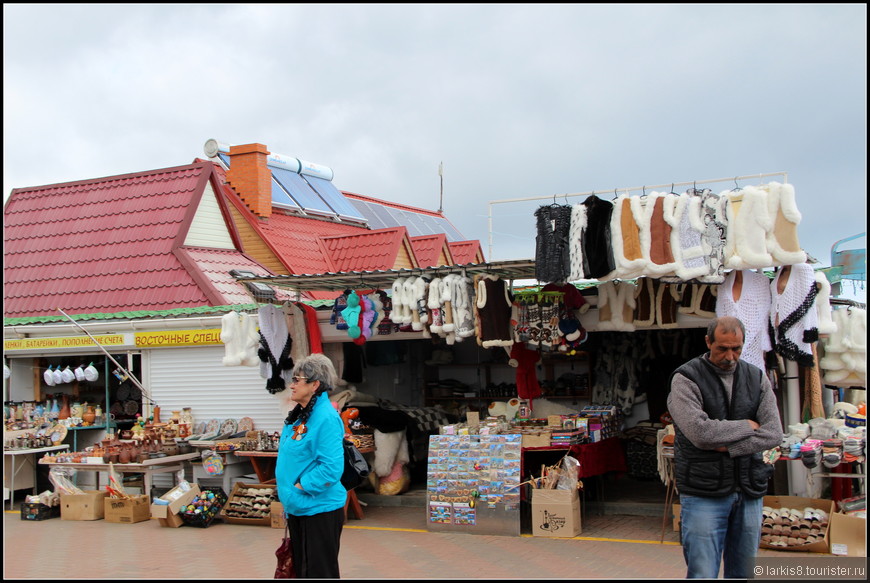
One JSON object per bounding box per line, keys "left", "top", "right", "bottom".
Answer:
{"left": 341, "top": 438, "right": 370, "bottom": 490}
{"left": 274, "top": 522, "right": 296, "bottom": 578}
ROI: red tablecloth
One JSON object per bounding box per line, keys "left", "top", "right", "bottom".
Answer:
{"left": 568, "top": 438, "right": 628, "bottom": 478}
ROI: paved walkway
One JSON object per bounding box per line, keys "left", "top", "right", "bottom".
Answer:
{"left": 2, "top": 501, "right": 822, "bottom": 580}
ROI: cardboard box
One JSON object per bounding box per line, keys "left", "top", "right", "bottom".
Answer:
{"left": 760, "top": 496, "right": 834, "bottom": 553}
{"left": 104, "top": 495, "right": 151, "bottom": 524}
{"left": 673, "top": 503, "right": 680, "bottom": 532}
{"left": 531, "top": 488, "right": 581, "bottom": 537}
{"left": 829, "top": 512, "right": 866, "bottom": 557}
{"left": 271, "top": 501, "right": 286, "bottom": 529}
{"left": 220, "top": 482, "right": 277, "bottom": 526}
{"left": 157, "top": 512, "right": 185, "bottom": 528}
{"left": 522, "top": 431, "right": 552, "bottom": 449}
{"left": 60, "top": 490, "right": 109, "bottom": 521}
{"left": 150, "top": 483, "right": 201, "bottom": 528}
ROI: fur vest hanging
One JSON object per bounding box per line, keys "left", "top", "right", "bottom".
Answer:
{"left": 633, "top": 277, "right": 680, "bottom": 329}
{"left": 662, "top": 192, "right": 710, "bottom": 281}
{"left": 813, "top": 272, "right": 837, "bottom": 335}
{"left": 596, "top": 280, "right": 637, "bottom": 331}
{"left": 724, "top": 186, "right": 774, "bottom": 270}
{"left": 283, "top": 301, "right": 309, "bottom": 363}
{"left": 580, "top": 195, "right": 617, "bottom": 280}
{"left": 609, "top": 194, "right": 647, "bottom": 280}
{"left": 769, "top": 264, "right": 819, "bottom": 367}
{"left": 631, "top": 193, "right": 679, "bottom": 278}
{"left": 475, "top": 275, "right": 515, "bottom": 347}
{"left": 715, "top": 270, "right": 772, "bottom": 371}
{"left": 220, "top": 311, "right": 260, "bottom": 367}
{"left": 820, "top": 307, "right": 866, "bottom": 387}
{"left": 534, "top": 204, "right": 572, "bottom": 283}
{"left": 678, "top": 283, "right": 718, "bottom": 319}
{"left": 697, "top": 189, "right": 728, "bottom": 283}
{"left": 427, "top": 277, "right": 446, "bottom": 335}
{"left": 450, "top": 274, "right": 476, "bottom": 340}
{"left": 391, "top": 278, "right": 409, "bottom": 327}
{"left": 764, "top": 182, "right": 806, "bottom": 266}
{"left": 568, "top": 203, "right": 588, "bottom": 281}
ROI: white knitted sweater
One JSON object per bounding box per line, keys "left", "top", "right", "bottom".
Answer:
{"left": 769, "top": 264, "right": 819, "bottom": 367}
{"left": 716, "top": 270, "right": 772, "bottom": 370}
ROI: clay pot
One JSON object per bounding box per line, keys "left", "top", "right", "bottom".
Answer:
{"left": 118, "top": 446, "right": 132, "bottom": 464}
{"left": 58, "top": 394, "right": 71, "bottom": 420}
{"left": 82, "top": 406, "right": 96, "bottom": 425}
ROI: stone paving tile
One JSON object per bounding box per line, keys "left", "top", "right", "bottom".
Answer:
{"left": 3, "top": 504, "right": 827, "bottom": 580}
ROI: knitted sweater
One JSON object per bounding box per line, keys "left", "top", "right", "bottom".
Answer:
{"left": 769, "top": 264, "right": 819, "bottom": 367}
{"left": 716, "top": 270, "right": 773, "bottom": 371}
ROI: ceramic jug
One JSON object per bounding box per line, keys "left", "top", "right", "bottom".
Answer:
{"left": 58, "top": 394, "right": 71, "bottom": 420}
{"left": 82, "top": 406, "right": 96, "bottom": 425}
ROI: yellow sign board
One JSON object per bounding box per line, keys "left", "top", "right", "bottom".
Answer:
{"left": 134, "top": 329, "right": 223, "bottom": 347}
{"left": 4, "top": 334, "right": 126, "bottom": 351}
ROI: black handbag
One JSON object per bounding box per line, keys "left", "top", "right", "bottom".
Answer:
{"left": 341, "top": 438, "right": 370, "bottom": 490}
{"left": 274, "top": 522, "right": 295, "bottom": 579}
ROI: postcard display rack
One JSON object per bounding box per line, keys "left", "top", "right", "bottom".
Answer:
{"left": 426, "top": 434, "right": 522, "bottom": 536}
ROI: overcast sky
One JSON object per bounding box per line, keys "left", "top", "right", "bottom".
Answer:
{"left": 3, "top": 4, "right": 867, "bottom": 297}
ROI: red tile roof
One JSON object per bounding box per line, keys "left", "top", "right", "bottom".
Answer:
{"left": 410, "top": 234, "right": 451, "bottom": 267}
{"left": 321, "top": 227, "right": 416, "bottom": 273}
{"left": 448, "top": 240, "right": 485, "bottom": 264}
{"left": 3, "top": 162, "right": 277, "bottom": 319}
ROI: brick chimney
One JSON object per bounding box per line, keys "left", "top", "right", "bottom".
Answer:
{"left": 226, "top": 143, "right": 272, "bottom": 218}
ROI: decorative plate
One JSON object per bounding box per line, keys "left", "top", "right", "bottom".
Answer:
{"left": 238, "top": 417, "right": 254, "bottom": 432}
{"left": 205, "top": 419, "right": 221, "bottom": 434}
{"left": 50, "top": 424, "right": 68, "bottom": 443}
{"left": 127, "top": 385, "right": 142, "bottom": 401}
{"left": 124, "top": 400, "right": 140, "bottom": 415}
{"left": 193, "top": 421, "right": 207, "bottom": 435}
{"left": 220, "top": 418, "right": 238, "bottom": 435}
{"left": 116, "top": 384, "right": 130, "bottom": 401}
{"left": 35, "top": 427, "right": 48, "bottom": 438}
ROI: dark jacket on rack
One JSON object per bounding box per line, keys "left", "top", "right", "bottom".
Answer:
{"left": 535, "top": 204, "right": 572, "bottom": 283}
{"left": 580, "top": 195, "right": 616, "bottom": 279}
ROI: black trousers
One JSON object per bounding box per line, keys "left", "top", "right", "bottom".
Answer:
{"left": 287, "top": 506, "right": 345, "bottom": 578}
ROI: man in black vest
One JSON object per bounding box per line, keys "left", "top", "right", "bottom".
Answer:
{"left": 667, "top": 316, "right": 782, "bottom": 578}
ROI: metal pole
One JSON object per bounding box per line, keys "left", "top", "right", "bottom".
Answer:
{"left": 56, "top": 308, "right": 152, "bottom": 404}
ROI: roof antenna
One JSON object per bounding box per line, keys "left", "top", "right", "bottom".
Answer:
{"left": 438, "top": 162, "right": 444, "bottom": 213}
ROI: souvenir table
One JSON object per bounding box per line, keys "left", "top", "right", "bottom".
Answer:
{"left": 4, "top": 444, "right": 70, "bottom": 510}
{"left": 40, "top": 452, "right": 199, "bottom": 498}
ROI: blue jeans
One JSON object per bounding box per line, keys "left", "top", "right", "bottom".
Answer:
{"left": 679, "top": 492, "right": 763, "bottom": 578}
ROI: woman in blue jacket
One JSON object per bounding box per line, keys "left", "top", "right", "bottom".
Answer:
{"left": 276, "top": 354, "right": 346, "bottom": 578}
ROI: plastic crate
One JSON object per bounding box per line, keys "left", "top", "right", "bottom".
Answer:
{"left": 21, "top": 502, "right": 61, "bottom": 521}
{"left": 180, "top": 487, "right": 227, "bottom": 528}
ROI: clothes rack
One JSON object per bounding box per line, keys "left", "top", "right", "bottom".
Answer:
{"left": 487, "top": 171, "right": 788, "bottom": 259}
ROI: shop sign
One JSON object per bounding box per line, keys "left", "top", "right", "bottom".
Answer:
{"left": 4, "top": 334, "right": 127, "bottom": 351}
{"left": 134, "top": 329, "right": 222, "bottom": 347}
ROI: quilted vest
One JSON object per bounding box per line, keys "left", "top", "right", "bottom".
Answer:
{"left": 671, "top": 357, "right": 773, "bottom": 498}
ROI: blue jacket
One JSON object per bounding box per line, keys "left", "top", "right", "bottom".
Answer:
{"left": 276, "top": 395, "right": 346, "bottom": 516}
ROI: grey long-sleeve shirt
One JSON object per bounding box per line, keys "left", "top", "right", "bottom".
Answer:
{"left": 667, "top": 355, "right": 783, "bottom": 458}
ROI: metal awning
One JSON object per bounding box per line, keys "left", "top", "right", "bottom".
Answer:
{"left": 232, "top": 259, "right": 538, "bottom": 293}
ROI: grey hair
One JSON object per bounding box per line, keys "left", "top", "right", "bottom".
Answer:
{"left": 291, "top": 354, "right": 338, "bottom": 393}
{"left": 706, "top": 316, "right": 746, "bottom": 343}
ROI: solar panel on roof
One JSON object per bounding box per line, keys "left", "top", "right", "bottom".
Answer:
{"left": 270, "top": 166, "right": 334, "bottom": 216}
{"left": 303, "top": 175, "right": 367, "bottom": 223}
{"left": 271, "top": 178, "right": 302, "bottom": 209}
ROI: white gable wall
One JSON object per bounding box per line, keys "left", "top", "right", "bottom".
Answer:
{"left": 184, "top": 180, "right": 235, "bottom": 249}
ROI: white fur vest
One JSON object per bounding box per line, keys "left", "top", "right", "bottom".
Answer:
{"left": 221, "top": 311, "right": 260, "bottom": 367}
{"left": 662, "top": 192, "right": 710, "bottom": 281}
{"left": 609, "top": 194, "right": 647, "bottom": 280}
{"left": 724, "top": 186, "right": 774, "bottom": 270}
{"left": 764, "top": 182, "right": 806, "bottom": 266}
